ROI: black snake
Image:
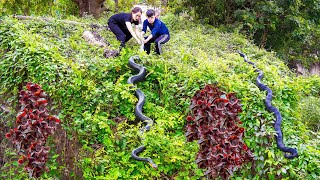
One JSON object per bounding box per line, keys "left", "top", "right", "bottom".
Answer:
{"left": 127, "top": 55, "right": 157, "bottom": 169}
{"left": 238, "top": 51, "right": 298, "bottom": 159}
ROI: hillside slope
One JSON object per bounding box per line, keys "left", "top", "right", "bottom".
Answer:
{"left": 1, "top": 15, "right": 319, "bottom": 179}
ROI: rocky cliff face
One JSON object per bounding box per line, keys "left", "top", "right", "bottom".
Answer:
{"left": 295, "top": 63, "right": 320, "bottom": 76}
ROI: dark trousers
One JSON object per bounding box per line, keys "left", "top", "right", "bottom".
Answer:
{"left": 108, "top": 22, "right": 132, "bottom": 49}
{"left": 144, "top": 34, "right": 170, "bottom": 54}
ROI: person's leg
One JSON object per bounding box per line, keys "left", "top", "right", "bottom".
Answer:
{"left": 108, "top": 22, "right": 126, "bottom": 48}
{"left": 144, "top": 36, "right": 157, "bottom": 54}
{"left": 155, "top": 34, "right": 170, "bottom": 54}
{"left": 123, "top": 29, "right": 132, "bottom": 43}
{"left": 143, "top": 37, "right": 152, "bottom": 54}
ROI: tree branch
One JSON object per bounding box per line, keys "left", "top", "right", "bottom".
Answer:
{"left": 13, "top": 15, "right": 85, "bottom": 26}
{"left": 13, "top": 15, "right": 110, "bottom": 30}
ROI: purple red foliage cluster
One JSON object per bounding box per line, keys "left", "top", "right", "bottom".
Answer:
{"left": 185, "top": 84, "right": 254, "bottom": 179}
{"left": 5, "top": 82, "right": 60, "bottom": 177}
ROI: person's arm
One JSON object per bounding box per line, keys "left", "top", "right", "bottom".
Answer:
{"left": 150, "top": 21, "right": 161, "bottom": 37}
{"left": 125, "top": 21, "right": 141, "bottom": 44}
{"left": 143, "top": 34, "right": 153, "bottom": 44}
{"left": 135, "top": 25, "right": 144, "bottom": 43}
{"left": 140, "top": 20, "right": 147, "bottom": 42}
{"left": 143, "top": 21, "right": 161, "bottom": 44}
{"left": 142, "top": 20, "right": 147, "bottom": 33}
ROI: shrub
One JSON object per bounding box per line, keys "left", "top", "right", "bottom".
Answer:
{"left": 5, "top": 82, "right": 60, "bottom": 177}
{"left": 299, "top": 96, "right": 320, "bottom": 132}
{"left": 1, "top": 15, "right": 319, "bottom": 179}
{"left": 185, "top": 84, "right": 254, "bottom": 179}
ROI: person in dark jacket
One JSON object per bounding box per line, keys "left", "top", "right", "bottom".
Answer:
{"left": 141, "top": 9, "right": 170, "bottom": 54}
{"left": 108, "top": 7, "right": 143, "bottom": 49}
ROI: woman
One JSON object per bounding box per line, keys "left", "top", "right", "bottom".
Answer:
{"left": 108, "top": 7, "right": 143, "bottom": 49}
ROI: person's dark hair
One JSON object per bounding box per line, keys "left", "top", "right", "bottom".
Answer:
{"left": 146, "top": 9, "right": 155, "bottom": 17}
{"left": 131, "top": 7, "right": 142, "bottom": 14}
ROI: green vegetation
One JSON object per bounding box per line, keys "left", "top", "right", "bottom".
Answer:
{"left": 0, "top": 0, "right": 78, "bottom": 18}
{"left": 173, "top": 0, "right": 320, "bottom": 67}
{"left": 299, "top": 96, "right": 320, "bottom": 132}
{"left": 0, "top": 6, "right": 320, "bottom": 180}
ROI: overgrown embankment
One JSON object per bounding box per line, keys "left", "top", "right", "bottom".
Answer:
{"left": 0, "top": 14, "right": 319, "bottom": 179}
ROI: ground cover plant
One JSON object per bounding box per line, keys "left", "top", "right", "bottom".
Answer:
{"left": 185, "top": 84, "right": 254, "bottom": 179}
{"left": 0, "top": 13, "right": 319, "bottom": 179}
{"left": 5, "top": 82, "right": 60, "bottom": 177}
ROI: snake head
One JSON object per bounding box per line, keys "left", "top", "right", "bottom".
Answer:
{"left": 284, "top": 148, "right": 299, "bottom": 159}
{"left": 149, "top": 162, "right": 158, "bottom": 169}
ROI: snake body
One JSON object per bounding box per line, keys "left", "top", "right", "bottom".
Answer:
{"left": 127, "top": 55, "right": 157, "bottom": 168}
{"left": 238, "top": 51, "right": 298, "bottom": 159}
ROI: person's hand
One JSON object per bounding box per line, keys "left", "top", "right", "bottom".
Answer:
{"left": 143, "top": 39, "right": 148, "bottom": 44}
{"left": 136, "top": 39, "right": 141, "bottom": 44}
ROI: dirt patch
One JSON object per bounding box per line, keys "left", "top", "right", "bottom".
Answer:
{"left": 103, "top": 49, "right": 119, "bottom": 58}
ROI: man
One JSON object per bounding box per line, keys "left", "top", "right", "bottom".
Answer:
{"left": 141, "top": 9, "right": 170, "bottom": 55}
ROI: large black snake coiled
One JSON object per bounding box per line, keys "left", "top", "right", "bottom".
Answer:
{"left": 127, "top": 55, "right": 157, "bottom": 169}
{"left": 238, "top": 51, "right": 298, "bottom": 159}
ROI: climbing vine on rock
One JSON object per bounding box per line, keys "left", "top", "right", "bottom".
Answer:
{"left": 185, "top": 84, "right": 254, "bottom": 179}
{"left": 5, "top": 82, "right": 60, "bottom": 177}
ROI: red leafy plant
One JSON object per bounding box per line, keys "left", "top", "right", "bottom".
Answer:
{"left": 5, "top": 82, "right": 60, "bottom": 177}
{"left": 185, "top": 84, "right": 254, "bottom": 179}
